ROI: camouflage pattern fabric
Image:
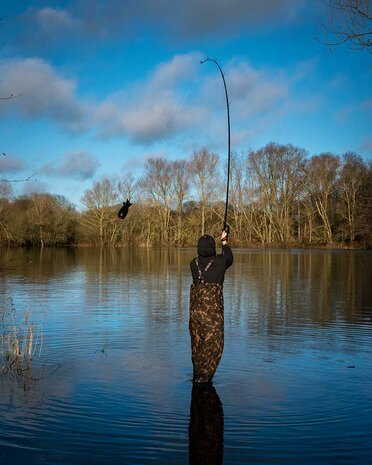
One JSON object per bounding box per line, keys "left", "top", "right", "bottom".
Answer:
{"left": 189, "top": 282, "right": 224, "bottom": 383}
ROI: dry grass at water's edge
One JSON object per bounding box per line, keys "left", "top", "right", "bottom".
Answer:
{"left": 1, "top": 297, "right": 44, "bottom": 380}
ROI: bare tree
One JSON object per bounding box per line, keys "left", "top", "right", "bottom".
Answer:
{"left": 321, "top": 0, "right": 372, "bottom": 51}
{"left": 117, "top": 173, "right": 138, "bottom": 244}
{"left": 50, "top": 195, "right": 77, "bottom": 245}
{"left": 0, "top": 182, "right": 13, "bottom": 244}
{"left": 306, "top": 153, "right": 340, "bottom": 244}
{"left": 118, "top": 173, "right": 137, "bottom": 201}
{"left": 359, "top": 160, "right": 372, "bottom": 245}
{"left": 190, "top": 148, "right": 219, "bottom": 236}
{"left": 230, "top": 152, "right": 248, "bottom": 242}
{"left": 0, "top": 143, "right": 370, "bottom": 249}
{"left": 28, "top": 194, "right": 51, "bottom": 248}
{"left": 26, "top": 194, "right": 75, "bottom": 247}
{"left": 81, "top": 178, "right": 118, "bottom": 246}
{"left": 170, "top": 160, "right": 190, "bottom": 245}
{"left": 338, "top": 152, "right": 368, "bottom": 242}
{"left": 247, "top": 143, "right": 307, "bottom": 245}
{"left": 140, "top": 158, "right": 173, "bottom": 244}
{"left": 301, "top": 197, "right": 317, "bottom": 244}
{"left": 0, "top": 181, "right": 12, "bottom": 198}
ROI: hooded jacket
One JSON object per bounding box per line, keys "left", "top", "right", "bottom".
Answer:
{"left": 190, "top": 234, "right": 233, "bottom": 284}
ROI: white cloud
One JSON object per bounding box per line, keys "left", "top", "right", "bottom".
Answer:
{"left": 96, "top": 96, "right": 205, "bottom": 144}
{"left": 225, "top": 62, "right": 289, "bottom": 116}
{"left": 360, "top": 137, "right": 372, "bottom": 154}
{"left": 93, "top": 53, "right": 317, "bottom": 147}
{"left": 156, "top": 0, "right": 307, "bottom": 38}
{"left": 94, "top": 53, "right": 206, "bottom": 143}
{"left": 41, "top": 151, "right": 100, "bottom": 180}
{"left": 18, "top": 1, "right": 308, "bottom": 46}
{"left": 0, "top": 155, "right": 24, "bottom": 173}
{"left": 150, "top": 53, "right": 203, "bottom": 90}
{"left": 195, "top": 59, "right": 296, "bottom": 147}
{"left": 0, "top": 58, "right": 87, "bottom": 131}
{"left": 22, "top": 180, "right": 49, "bottom": 195}
{"left": 0, "top": 53, "right": 319, "bottom": 148}
{"left": 18, "top": 6, "right": 83, "bottom": 49}
{"left": 35, "top": 7, "right": 80, "bottom": 33}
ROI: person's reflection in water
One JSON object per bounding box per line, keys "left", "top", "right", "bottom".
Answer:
{"left": 189, "top": 383, "right": 224, "bottom": 465}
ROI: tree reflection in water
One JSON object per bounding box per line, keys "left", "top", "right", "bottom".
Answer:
{"left": 189, "top": 383, "right": 224, "bottom": 465}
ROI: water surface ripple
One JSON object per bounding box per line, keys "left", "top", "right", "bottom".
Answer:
{"left": 0, "top": 248, "right": 371, "bottom": 464}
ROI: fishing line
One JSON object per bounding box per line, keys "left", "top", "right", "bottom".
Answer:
{"left": 200, "top": 58, "right": 231, "bottom": 232}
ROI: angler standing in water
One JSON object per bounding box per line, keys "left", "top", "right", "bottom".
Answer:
{"left": 189, "top": 230, "right": 233, "bottom": 384}
{"left": 189, "top": 57, "right": 233, "bottom": 384}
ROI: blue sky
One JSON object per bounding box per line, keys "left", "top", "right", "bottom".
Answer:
{"left": 0, "top": 0, "right": 371, "bottom": 206}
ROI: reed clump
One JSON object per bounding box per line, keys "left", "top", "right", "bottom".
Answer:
{"left": 1, "top": 297, "right": 44, "bottom": 376}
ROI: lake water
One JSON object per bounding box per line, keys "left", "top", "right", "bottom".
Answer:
{"left": 0, "top": 247, "right": 371, "bottom": 465}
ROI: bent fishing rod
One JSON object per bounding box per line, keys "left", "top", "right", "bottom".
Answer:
{"left": 200, "top": 58, "right": 231, "bottom": 234}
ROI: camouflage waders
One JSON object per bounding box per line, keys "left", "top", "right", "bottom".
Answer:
{"left": 189, "top": 258, "right": 224, "bottom": 383}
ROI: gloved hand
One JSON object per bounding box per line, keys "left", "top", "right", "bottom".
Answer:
{"left": 221, "top": 230, "right": 228, "bottom": 245}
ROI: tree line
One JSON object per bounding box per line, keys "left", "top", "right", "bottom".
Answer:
{"left": 1, "top": 143, "right": 371, "bottom": 248}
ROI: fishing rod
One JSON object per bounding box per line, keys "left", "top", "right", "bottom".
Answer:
{"left": 200, "top": 57, "right": 231, "bottom": 233}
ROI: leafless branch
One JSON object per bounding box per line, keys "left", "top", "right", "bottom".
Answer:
{"left": 0, "top": 174, "right": 37, "bottom": 183}
{"left": 0, "top": 93, "right": 23, "bottom": 101}
{"left": 320, "top": 0, "right": 372, "bottom": 51}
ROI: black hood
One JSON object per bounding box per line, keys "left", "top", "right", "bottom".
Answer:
{"left": 197, "top": 235, "right": 216, "bottom": 257}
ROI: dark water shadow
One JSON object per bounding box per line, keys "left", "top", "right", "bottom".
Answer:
{"left": 189, "top": 383, "right": 224, "bottom": 465}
